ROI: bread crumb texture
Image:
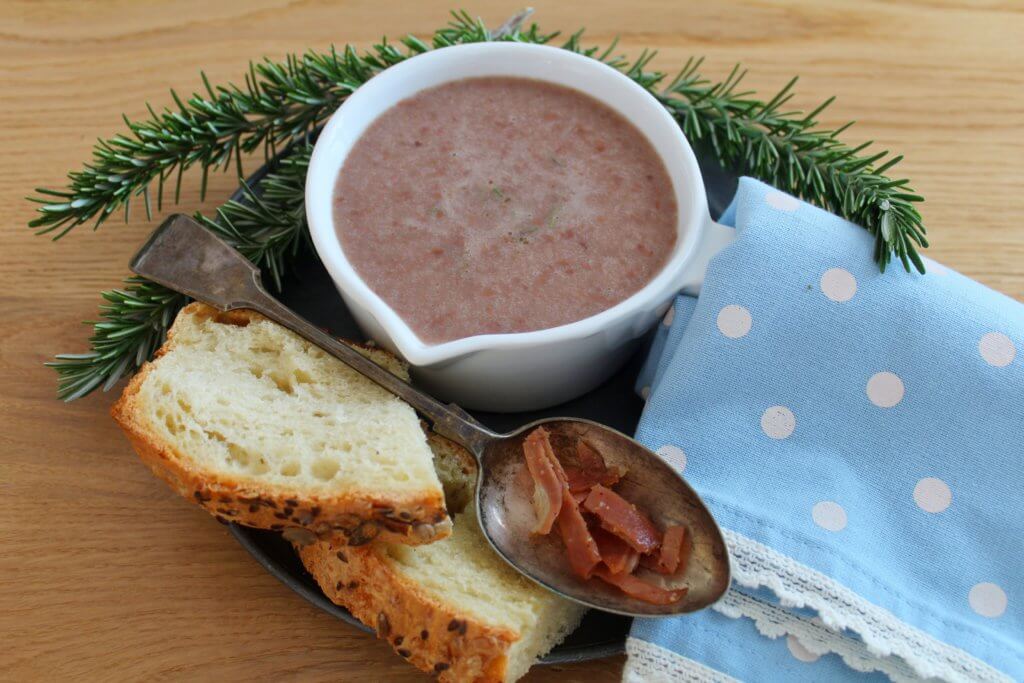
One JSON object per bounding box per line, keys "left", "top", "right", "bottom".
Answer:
{"left": 389, "top": 509, "right": 585, "bottom": 681}
{"left": 137, "top": 306, "right": 437, "bottom": 491}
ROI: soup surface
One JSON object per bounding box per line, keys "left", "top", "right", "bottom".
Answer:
{"left": 333, "top": 77, "right": 678, "bottom": 343}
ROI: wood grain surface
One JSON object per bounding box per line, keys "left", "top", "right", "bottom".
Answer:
{"left": 1, "top": 1, "right": 1021, "bottom": 681}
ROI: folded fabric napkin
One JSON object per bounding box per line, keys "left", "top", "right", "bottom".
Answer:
{"left": 623, "top": 178, "right": 1022, "bottom": 682}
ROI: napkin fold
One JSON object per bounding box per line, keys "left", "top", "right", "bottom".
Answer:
{"left": 624, "top": 179, "right": 1022, "bottom": 682}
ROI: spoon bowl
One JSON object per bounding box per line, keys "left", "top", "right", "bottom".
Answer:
{"left": 472, "top": 418, "right": 730, "bottom": 616}
{"left": 130, "top": 214, "right": 731, "bottom": 618}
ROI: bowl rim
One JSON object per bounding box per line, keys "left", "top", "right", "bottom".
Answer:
{"left": 305, "top": 42, "right": 708, "bottom": 366}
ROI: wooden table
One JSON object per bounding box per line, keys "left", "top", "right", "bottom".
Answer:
{"left": 1, "top": 1, "right": 1021, "bottom": 680}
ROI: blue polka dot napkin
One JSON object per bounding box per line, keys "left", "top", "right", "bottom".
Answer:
{"left": 624, "top": 178, "right": 1022, "bottom": 682}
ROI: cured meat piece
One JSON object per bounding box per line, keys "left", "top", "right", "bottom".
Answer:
{"left": 583, "top": 485, "right": 661, "bottom": 554}
{"left": 523, "top": 428, "right": 563, "bottom": 535}
{"left": 520, "top": 428, "right": 691, "bottom": 605}
{"left": 543, "top": 433, "right": 570, "bottom": 487}
{"left": 660, "top": 525, "right": 691, "bottom": 574}
{"left": 641, "top": 525, "right": 691, "bottom": 575}
{"left": 591, "top": 527, "right": 640, "bottom": 576}
{"left": 576, "top": 439, "right": 605, "bottom": 470}
{"left": 563, "top": 440, "right": 625, "bottom": 493}
{"left": 592, "top": 566, "right": 688, "bottom": 605}
{"left": 557, "top": 492, "right": 602, "bottom": 579}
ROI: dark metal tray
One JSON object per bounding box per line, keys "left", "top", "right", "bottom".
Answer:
{"left": 227, "top": 138, "right": 737, "bottom": 664}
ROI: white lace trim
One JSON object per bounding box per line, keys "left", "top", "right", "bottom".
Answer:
{"left": 723, "top": 528, "right": 1012, "bottom": 683}
{"left": 623, "top": 637, "right": 739, "bottom": 683}
{"left": 714, "top": 589, "right": 923, "bottom": 681}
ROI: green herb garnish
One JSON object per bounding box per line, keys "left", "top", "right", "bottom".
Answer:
{"left": 34, "top": 9, "right": 926, "bottom": 400}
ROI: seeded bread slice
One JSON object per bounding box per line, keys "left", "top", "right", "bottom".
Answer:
{"left": 111, "top": 302, "right": 449, "bottom": 546}
{"left": 298, "top": 434, "right": 587, "bottom": 683}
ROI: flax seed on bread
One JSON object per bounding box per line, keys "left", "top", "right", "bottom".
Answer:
{"left": 299, "top": 433, "right": 587, "bottom": 682}
{"left": 111, "top": 302, "right": 449, "bottom": 546}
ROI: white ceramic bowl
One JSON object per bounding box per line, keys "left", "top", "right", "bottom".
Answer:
{"left": 306, "top": 42, "right": 733, "bottom": 412}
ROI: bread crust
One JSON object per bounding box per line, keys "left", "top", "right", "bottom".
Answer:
{"left": 299, "top": 540, "right": 517, "bottom": 683}
{"left": 110, "top": 302, "right": 450, "bottom": 547}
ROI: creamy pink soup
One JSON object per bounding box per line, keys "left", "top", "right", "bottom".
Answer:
{"left": 333, "top": 77, "right": 678, "bottom": 344}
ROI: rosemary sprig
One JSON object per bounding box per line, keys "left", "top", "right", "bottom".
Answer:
{"left": 658, "top": 61, "right": 926, "bottom": 273}
{"left": 26, "top": 11, "right": 530, "bottom": 240}
{"left": 29, "top": 10, "right": 925, "bottom": 271}
{"left": 40, "top": 10, "right": 929, "bottom": 400}
{"left": 48, "top": 146, "right": 311, "bottom": 401}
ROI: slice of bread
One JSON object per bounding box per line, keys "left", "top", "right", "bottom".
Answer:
{"left": 425, "top": 431, "right": 477, "bottom": 515}
{"left": 112, "top": 302, "right": 449, "bottom": 546}
{"left": 298, "top": 434, "right": 587, "bottom": 682}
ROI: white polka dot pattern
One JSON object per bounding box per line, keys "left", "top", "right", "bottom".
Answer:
{"left": 968, "top": 583, "right": 1007, "bottom": 618}
{"left": 812, "top": 501, "right": 847, "bottom": 532}
{"left": 655, "top": 444, "right": 687, "bottom": 473}
{"left": 717, "top": 305, "right": 752, "bottom": 339}
{"left": 761, "top": 406, "right": 796, "bottom": 440}
{"left": 914, "top": 478, "right": 952, "bottom": 513}
{"left": 618, "top": 179, "right": 1023, "bottom": 680}
{"left": 866, "top": 372, "right": 904, "bottom": 408}
{"left": 979, "top": 332, "right": 1016, "bottom": 367}
{"left": 820, "top": 268, "right": 857, "bottom": 302}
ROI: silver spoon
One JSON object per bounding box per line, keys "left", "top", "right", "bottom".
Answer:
{"left": 130, "top": 214, "right": 730, "bottom": 617}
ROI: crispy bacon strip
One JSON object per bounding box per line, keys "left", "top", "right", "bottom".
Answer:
{"left": 641, "top": 525, "right": 691, "bottom": 575}
{"left": 523, "top": 428, "right": 562, "bottom": 535}
{"left": 592, "top": 527, "right": 640, "bottom": 575}
{"left": 583, "top": 485, "right": 662, "bottom": 554}
{"left": 557, "top": 491, "right": 602, "bottom": 579}
{"left": 564, "top": 441, "right": 625, "bottom": 493}
{"left": 542, "top": 432, "right": 570, "bottom": 487}
{"left": 661, "top": 525, "right": 691, "bottom": 574}
{"left": 576, "top": 439, "right": 605, "bottom": 470}
{"left": 523, "top": 428, "right": 600, "bottom": 577}
{"left": 522, "top": 428, "right": 690, "bottom": 603}
{"left": 592, "top": 566, "right": 688, "bottom": 605}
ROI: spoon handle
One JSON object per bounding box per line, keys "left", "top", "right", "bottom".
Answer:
{"left": 129, "top": 214, "right": 497, "bottom": 455}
